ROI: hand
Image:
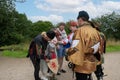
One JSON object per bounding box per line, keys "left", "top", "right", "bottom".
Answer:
{"left": 56, "top": 45, "right": 60, "bottom": 49}
{"left": 66, "top": 48, "right": 68, "bottom": 53}
{"left": 91, "top": 42, "right": 100, "bottom": 54}
{"left": 45, "top": 58, "right": 50, "bottom": 63}
{"left": 57, "top": 41, "right": 63, "bottom": 44}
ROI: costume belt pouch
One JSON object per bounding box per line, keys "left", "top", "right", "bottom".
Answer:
{"left": 67, "top": 40, "right": 84, "bottom": 66}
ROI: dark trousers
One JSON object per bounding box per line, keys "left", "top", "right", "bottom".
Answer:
{"left": 75, "top": 72, "right": 92, "bottom": 80}
{"left": 30, "top": 55, "right": 41, "bottom": 80}
{"left": 94, "top": 64, "right": 104, "bottom": 80}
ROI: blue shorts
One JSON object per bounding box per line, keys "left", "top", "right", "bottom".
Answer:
{"left": 57, "top": 45, "right": 66, "bottom": 58}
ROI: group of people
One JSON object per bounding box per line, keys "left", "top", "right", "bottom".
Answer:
{"left": 27, "top": 10, "right": 106, "bottom": 80}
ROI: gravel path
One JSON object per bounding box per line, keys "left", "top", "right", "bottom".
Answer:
{"left": 0, "top": 52, "right": 120, "bottom": 80}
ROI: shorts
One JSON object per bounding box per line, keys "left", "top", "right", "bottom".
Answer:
{"left": 57, "top": 44, "right": 66, "bottom": 58}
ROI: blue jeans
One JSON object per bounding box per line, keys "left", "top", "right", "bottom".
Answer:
{"left": 57, "top": 44, "right": 66, "bottom": 58}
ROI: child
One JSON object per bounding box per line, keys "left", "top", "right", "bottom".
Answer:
{"left": 45, "top": 37, "right": 58, "bottom": 80}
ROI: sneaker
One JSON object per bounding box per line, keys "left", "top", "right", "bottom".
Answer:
{"left": 57, "top": 72, "right": 61, "bottom": 75}
{"left": 60, "top": 69, "right": 66, "bottom": 73}
{"left": 46, "top": 73, "right": 52, "bottom": 77}
{"left": 41, "top": 76, "right": 48, "bottom": 80}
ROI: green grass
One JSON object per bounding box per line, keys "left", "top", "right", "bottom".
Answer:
{"left": 0, "top": 43, "right": 29, "bottom": 58}
{"left": 106, "top": 40, "right": 120, "bottom": 52}
{"left": 0, "top": 43, "right": 29, "bottom": 51}
{"left": 106, "top": 45, "right": 120, "bottom": 52}
{"left": 1, "top": 50, "right": 28, "bottom": 58}
{"left": 0, "top": 40, "right": 120, "bottom": 58}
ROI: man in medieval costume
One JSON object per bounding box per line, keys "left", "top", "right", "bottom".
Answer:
{"left": 67, "top": 11, "right": 101, "bottom": 80}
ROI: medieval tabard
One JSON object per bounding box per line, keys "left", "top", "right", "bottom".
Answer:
{"left": 67, "top": 22, "right": 101, "bottom": 74}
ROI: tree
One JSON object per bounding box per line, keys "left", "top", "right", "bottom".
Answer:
{"left": 13, "top": 11, "right": 32, "bottom": 39}
{"left": 92, "top": 12, "right": 120, "bottom": 40}
{"left": 0, "top": 0, "right": 32, "bottom": 46}
{"left": 0, "top": 0, "right": 16, "bottom": 46}
{"left": 30, "top": 21, "right": 53, "bottom": 38}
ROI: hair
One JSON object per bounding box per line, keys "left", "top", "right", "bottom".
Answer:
{"left": 88, "top": 21, "right": 101, "bottom": 31}
{"left": 80, "top": 17, "right": 89, "bottom": 21}
{"left": 77, "top": 11, "right": 89, "bottom": 21}
{"left": 41, "top": 31, "right": 47, "bottom": 39}
{"left": 69, "top": 20, "right": 77, "bottom": 26}
{"left": 46, "top": 30, "right": 56, "bottom": 39}
{"left": 41, "top": 31, "right": 46, "bottom": 36}
{"left": 58, "top": 22, "right": 66, "bottom": 27}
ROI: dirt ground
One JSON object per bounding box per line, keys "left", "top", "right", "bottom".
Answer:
{"left": 0, "top": 52, "right": 120, "bottom": 80}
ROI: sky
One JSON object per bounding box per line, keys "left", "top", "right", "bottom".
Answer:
{"left": 15, "top": 0, "right": 120, "bottom": 24}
